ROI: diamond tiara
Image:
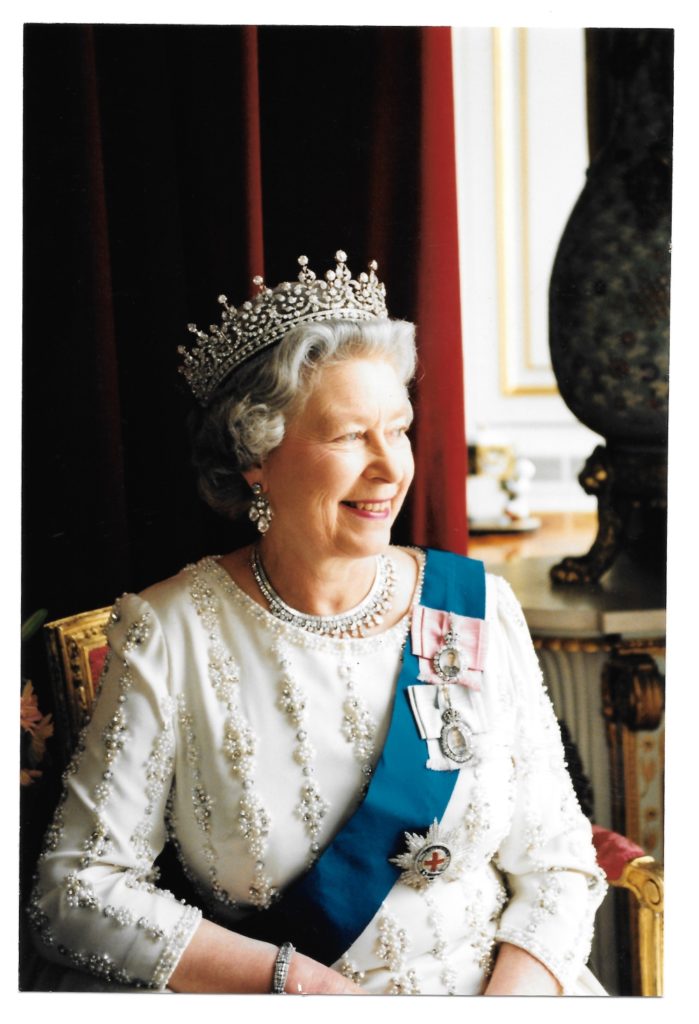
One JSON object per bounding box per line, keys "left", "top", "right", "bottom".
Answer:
{"left": 179, "top": 249, "right": 388, "bottom": 405}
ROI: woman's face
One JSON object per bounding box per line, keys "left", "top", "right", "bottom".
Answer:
{"left": 251, "top": 357, "right": 415, "bottom": 562}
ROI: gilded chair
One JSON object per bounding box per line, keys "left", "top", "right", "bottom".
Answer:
{"left": 591, "top": 825, "right": 664, "bottom": 996}
{"left": 44, "top": 606, "right": 112, "bottom": 764}
{"left": 559, "top": 719, "right": 664, "bottom": 996}
{"left": 41, "top": 607, "right": 663, "bottom": 994}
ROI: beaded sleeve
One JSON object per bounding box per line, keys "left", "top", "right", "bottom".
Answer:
{"left": 491, "top": 577, "right": 607, "bottom": 992}
{"left": 28, "top": 593, "right": 202, "bottom": 990}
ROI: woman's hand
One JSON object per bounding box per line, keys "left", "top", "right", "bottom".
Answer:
{"left": 168, "top": 917, "right": 365, "bottom": 994}
{"left": 287, "top": 951, "right": 366, "bottom": 994}
{"left": 483, "top": 942, "right": 562, "bottom": 996}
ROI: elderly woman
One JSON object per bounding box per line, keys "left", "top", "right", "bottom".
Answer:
{"left": 29, "top": 252, "right": 606, "bottom": 995}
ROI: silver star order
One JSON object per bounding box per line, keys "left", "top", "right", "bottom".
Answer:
{"left": 390, "top": 819, "right": 467, "bottom": 890}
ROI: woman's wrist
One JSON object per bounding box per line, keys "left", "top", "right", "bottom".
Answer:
{"left": 168, "top": 917, "right": 365, "bottom": 994}
{"left": 168, "top": 919, "right": 280, "bottom": 993}
{"left": 484, "top": 942, "right": 562, "bottom": 996}
{"left": 287, "top": 950, "right": 365, "bottom": 994}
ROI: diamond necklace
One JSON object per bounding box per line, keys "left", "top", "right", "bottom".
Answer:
{"left": 250, "top": 546, "right": 396, "bottom": 638}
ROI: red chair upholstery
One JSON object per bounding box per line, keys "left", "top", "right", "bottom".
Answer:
{"left": 592, "top": 824, "right": 645, "bottom": 882}
{"left": 591, "top": 824, "right": 663, "bottom": 996}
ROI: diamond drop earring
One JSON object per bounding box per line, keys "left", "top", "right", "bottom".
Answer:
{"left": 248, "top": 483, "right": 273, "bottom": 534}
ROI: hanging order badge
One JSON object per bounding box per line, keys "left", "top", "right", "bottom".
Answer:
{"left": 431, "top": 626, "right": 466, "bottom": 683}
{"left": 438, "top": 685, "right": 475, "bottom": 764}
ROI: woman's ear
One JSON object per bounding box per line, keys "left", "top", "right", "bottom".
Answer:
{"left": 241, "top": 466, "right": 265, "bottom": 491}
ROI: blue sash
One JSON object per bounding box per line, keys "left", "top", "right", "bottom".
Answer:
{"left": 234, "top": 548, "right": 486, "bottom": 964}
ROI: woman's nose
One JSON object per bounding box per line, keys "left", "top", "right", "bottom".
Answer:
{"left": 366, "top": 439, "right": 402, "bottom": 481}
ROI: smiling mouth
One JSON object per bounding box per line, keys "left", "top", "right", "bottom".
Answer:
{"left": 342, "top": 500, "right": 392, "bottom": 513}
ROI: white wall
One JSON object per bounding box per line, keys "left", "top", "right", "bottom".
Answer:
{"left": 452, "top": 28, "right": 603, "bottom": 511}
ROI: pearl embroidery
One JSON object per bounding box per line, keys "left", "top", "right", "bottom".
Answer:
{"left": 338, "top": 954, "right": 366, "bottom": 985}
{"left": 422, "top": 890, "right": 458, "bottom": 994}
{"left": 164, "top": 790, "right": 215, "bottom": 910}
{"left": 101, "top": 707, "right": 128, "bottom": 764}
{"left": 524, "top": 812, "right": 547, "bottom": 865}
{"left": 64, "top": 871, "right": 99, "bottom": 910}
{"left": 491, "top": 878, "right": 510, "bottom": 920}
{"left": 187, "top": 562, "right": 275, "bottom": 908}
{"left": 102, "top": 904, "right": 166, "bottom": 941}
{"left": 107, "top": 597, "right": 151, "bottom": 647}
{"left": 463, "top": 890, "right": 497, "bottom": 975}
{"left": 375, "top": 910, "right": 421, "bottom": 994}
{"left": 176, "top": 698, "right": 239, "bottom": 912}
{"left": 82, "top": 656, "right": 139, "bottom": 868}
{"left": 274, "top": 642, "right": 329, "bottom": 863}
{"left": 339, "top": 660, "right": 377, "bottom": 782}
{"left": 28, "top": 869, "right": 165, "bottom": 990}
{"left": 463, "top": 791, "right": 492, "bottom": 861}
{"left": 80, "top": 816, "right": 115, "bottom": 869}
{"left": 151, "top": 904, "right": 203, "bottom": 990}
{"left": 129, "top": 724, "right": 175, "bottom": 867}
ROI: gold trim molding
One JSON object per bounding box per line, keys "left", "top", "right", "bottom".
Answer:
{"left": 492, "top": 27, "right": 558, "bottom": 397}
{"left": 533, "top": 636, "right": 665, "bottom": 656}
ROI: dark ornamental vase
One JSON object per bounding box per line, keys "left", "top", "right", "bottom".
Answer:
{"left": 548, "top": 30, "right": 672, "bottom": 585}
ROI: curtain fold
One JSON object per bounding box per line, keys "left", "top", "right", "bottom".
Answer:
{"left": 241, "top": 26, "right": 265, "bottom": 280}
{"left": 80, "top": 27, "right": 133, "bottom": 585}
{"left": 412, "top": 27, "right": 468, "bottom": 555}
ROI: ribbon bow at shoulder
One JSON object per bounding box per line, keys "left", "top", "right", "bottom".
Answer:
{"left": 411, "top": 605, "right": 489, "bottom": 690}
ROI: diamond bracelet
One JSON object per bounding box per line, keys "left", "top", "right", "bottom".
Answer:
{"left": 271, "top": 941, "right": 296, "bottom": 994}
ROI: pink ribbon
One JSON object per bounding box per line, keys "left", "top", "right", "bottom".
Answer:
{"left": 411, "top": 604, "right": 489, "bottom": 689}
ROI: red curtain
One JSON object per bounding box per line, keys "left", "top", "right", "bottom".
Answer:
{"left": 77, "top": 29, "right": 132, "bottom": 585}
{"left": 241, "top": 26, "right": 265, "bottom": 282}
{"left": 412, "top": 28, "right": 468, "bottom": 555}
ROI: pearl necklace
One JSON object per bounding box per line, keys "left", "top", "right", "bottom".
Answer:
{"left": 250, "top": 547, "right": 396, "bottom": 638}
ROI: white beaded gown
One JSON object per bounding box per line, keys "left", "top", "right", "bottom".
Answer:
{"left": 29, "top": 549, "right": 608, "bottom": 994}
